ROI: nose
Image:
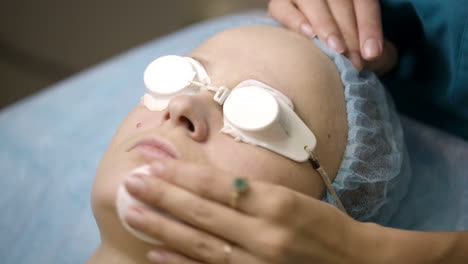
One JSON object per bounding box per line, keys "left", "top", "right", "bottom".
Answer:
{"left": 162, "top": 94, "right": 209, "bottom": 142}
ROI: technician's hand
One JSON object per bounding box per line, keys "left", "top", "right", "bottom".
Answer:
{"left": 268, "top": 0, "right": 385, "bottom": 72}
{"left": 123, "top": 159, "right": 375, "bottom": 264}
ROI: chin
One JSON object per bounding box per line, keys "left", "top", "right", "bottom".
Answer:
{"left": 91, "top": 168, "right": 128, "bottom": 242}
{"left": 90, "top": 168, "right": 157, "bottom": 257}
{"left": 90, "top": 161, "right": 128, "bottom": 235}
{"left": 92, "top": 150, "right": 144, "bottom": 210}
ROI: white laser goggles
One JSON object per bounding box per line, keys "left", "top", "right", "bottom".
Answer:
{"left": 142, "top": 55, "right": 317, "bottom": 162}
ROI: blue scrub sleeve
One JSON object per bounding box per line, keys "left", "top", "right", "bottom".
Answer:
{"left": 380, "top": 0, "right": 468, "bottom": 139}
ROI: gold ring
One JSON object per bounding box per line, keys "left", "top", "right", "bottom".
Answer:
{"left": 223, "top": 243, "right": 232, "bottom": 264}
{"left": 230, "top": 178, "right": 248, "bottom": 209}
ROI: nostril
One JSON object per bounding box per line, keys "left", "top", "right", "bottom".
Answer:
{"left": 180, "top": 116, "right": 195, "bottom": 132}
{"left": 188, "top": 122, "right": 195, "bottom": 132}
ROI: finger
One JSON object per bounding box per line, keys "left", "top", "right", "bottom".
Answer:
{"left": 124, "top": 169, "right": 256, "bottom": 246}
{"left": 354, "top": 0, "right": 383, "bottom": 60}
{"left": 295, "top": 0, "right": 346, "bottom": 53}
{"left": 147, "top": 246, "right": 269, "bottom": 264}
{"left": 148, "top": 160, "right": 261, "bottom": 215}
{"left": 148, "top": 159, "right": 293, "bottom": 219}
{"left": 326, "top": 0, "right": 363, "bottom": 70}
{"left": 151, "top": 160, "right": 310, "bottom": 226}
{"left": 125, "top": 204, "right": 235, "bottom": 264}
{"left": 146, "top": 248, "right": 203, "bottom": 264}
{"left": 268, "top": 0, "right": 316, "bottom": 37}
{"left": 364, "top": 40, "right": 398, "bottom": 76}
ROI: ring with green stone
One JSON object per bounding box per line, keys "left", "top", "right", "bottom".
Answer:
{"left": 230, "top": 178, "right": 249, "bottom": 209}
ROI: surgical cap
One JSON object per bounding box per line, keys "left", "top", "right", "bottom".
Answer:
{"left": 312, "top": 38, "right": 412, "bottom": 224}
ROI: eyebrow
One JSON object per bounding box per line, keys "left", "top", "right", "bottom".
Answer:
{"left": 189, "top": 55, "right": 211, "bottom": 71}
{"left": 190, "top": 53, "right": 272, "bottom": 89}
{"left": 190, "top": 53, "right": 291, "bottom": 97}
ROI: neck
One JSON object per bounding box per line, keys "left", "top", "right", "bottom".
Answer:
{"left": 88, "top": 206, "right": 158, "bottom": 264}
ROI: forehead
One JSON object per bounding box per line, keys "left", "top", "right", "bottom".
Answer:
{"left": 188, "top": 26, "right": 342, "bottom": 117}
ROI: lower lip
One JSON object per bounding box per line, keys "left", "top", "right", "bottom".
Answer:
{"left": 132, "top": 144, "right": 174, "bottom": 160}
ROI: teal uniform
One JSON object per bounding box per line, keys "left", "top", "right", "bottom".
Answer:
{"left": 379, "top": 0, "right": 468, "bottom": 139}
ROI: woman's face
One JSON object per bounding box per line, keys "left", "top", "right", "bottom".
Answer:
{"left": 91, "top": 25, "right": 347, "bottom": 244}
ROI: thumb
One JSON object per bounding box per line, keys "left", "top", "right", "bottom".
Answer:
{"left": 364, "top": 40, "right": 398, "bottom": 76}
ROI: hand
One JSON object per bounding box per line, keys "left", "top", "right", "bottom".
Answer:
{"left": 268, "top": 0, "right": 385, "bottom": 72}
{"left": 123, "top": 159, "right": 374, "bottom": 264}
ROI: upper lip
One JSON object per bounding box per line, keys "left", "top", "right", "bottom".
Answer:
{"left": 127, "top": 135, "right": 180, "bottom": 159}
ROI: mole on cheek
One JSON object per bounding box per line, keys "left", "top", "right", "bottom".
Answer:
{"left": 136, "top": 123, "right": 142, "bottom": 128}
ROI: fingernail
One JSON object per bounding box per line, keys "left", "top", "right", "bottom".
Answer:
{"left": 147, "top": 250, "right": 166, "bottom": 263}
{"left": 125, "top": 207, "right": 144, "bottom": 226}
{"left": 327, "top": 35, "right": 345, "bottom": 53}
{"left": 363, "top": 38, "right": 381, "bottom": 59}
{"left": 152, "top": 162, "right": 165, "bottom": 177}
{"left": 126, "top": 175, "right": 146, "bottom": 193}
{"left": 348, "top": 52, "right": 363, "bottom": 71}
{"left": 300, "top": 23, "right": 316, "bottom": 37}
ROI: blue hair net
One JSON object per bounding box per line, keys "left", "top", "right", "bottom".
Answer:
{"left": 312, "top": 39, "right": 412, "bottom": 224}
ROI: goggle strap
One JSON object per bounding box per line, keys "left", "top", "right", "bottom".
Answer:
{"left": 189, "top": 81, "right": 230, "bottom": 105}
{"left": 305, "top": 146, "right": 347, "bottom": 214}
{"left": 190, "top": 80, "right": 217, "bottom": 91}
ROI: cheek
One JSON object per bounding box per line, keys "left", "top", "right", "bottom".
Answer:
{"left": 91, "top": 151, "right": 135, "bottom": 214}
{"left": 91, "top": 105, "right": 162, "bottom": 215}
{"left": 112, "top": 105, "right": 165, "bottom": 147}
{"left": 205, "top": 137, "right": 315, "bottom": 193}
{"left": 209, "top": 136, "right": 323, "bottom": 198}
{"left": 246, "top": 157, "right": 312, "bottom": 194}
{"left": 205, "top": 137, "right": 269, "bottom": 172}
